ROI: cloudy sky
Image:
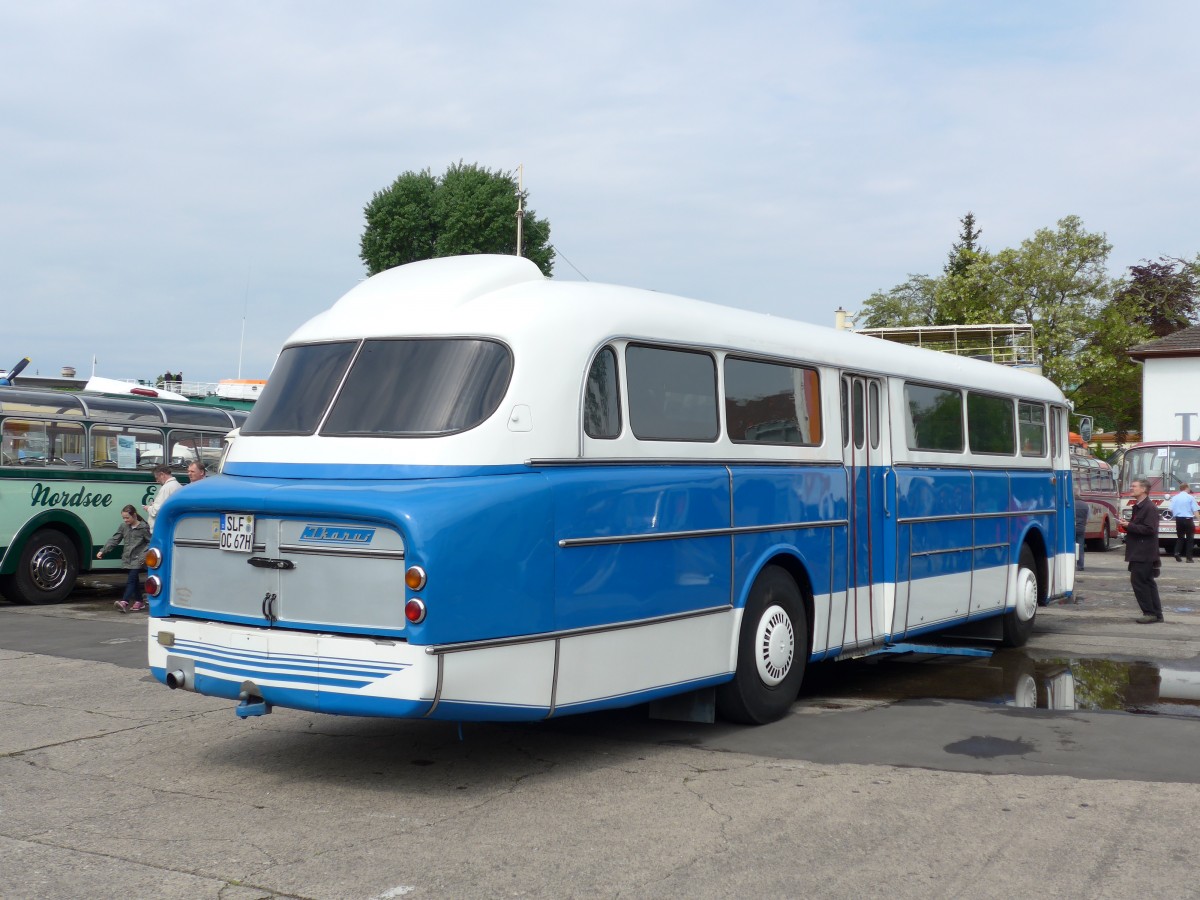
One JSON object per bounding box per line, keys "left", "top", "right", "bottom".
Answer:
{"left": 3, "top": 1, "right": 1197, "bottom": 383}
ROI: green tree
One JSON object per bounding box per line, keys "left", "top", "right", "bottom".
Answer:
{"left": 1073, "top": 256, "right": 1200, "bottom": 437}
{"left": 944, "top": 211, "right": 982, "bottom": 279}
{"left": 360, "top": 162, "right": 554, "bottom": 276}
{"left": 857, "top": 274, "right": 941, "bottom": 328}
{"left": 986, "top": 215, "right": 1113, "bottom": 391}
{"left": 938, "top": 212, "right": 996, "bottom": 325}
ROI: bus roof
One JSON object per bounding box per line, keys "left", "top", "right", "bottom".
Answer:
{"left": 0, "top": 386, "right": 247, "bottom": 429}
{"left": 285, "top": 255, "right": 1066, "bottom": 404}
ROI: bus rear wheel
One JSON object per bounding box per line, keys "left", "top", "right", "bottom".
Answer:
{"left": 1001, "top": 545, "right": 1040, "bottom": 648}
{"left": 3, "top": 530, "right": 79, "bottom": 604}
{"left": 716, "top": 566, "right": 807, "bottom": 725}
{"left": 1088, "top": 520, "right": 1112, "bottom": 553}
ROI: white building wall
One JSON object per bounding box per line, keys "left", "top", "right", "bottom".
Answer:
{"left": 1142, "top": 357, "right": 1200, "bottom": 440}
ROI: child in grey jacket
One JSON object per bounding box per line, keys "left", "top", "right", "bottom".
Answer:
{"left": 98, "top": 504, "right": 151, "bottom": 612}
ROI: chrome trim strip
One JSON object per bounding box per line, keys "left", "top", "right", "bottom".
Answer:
{"left": 278, "top": 544, "right": 405, "bottom": 560}
{"left": 174, "top": 539, "right": 267, "bottom": 552}
{"left": 547, "top": 640, "right": 561, "bottom": 719}
{"left": 911, "top": 540, "right": 1010, "bottom": 558}
{"left": 424, "top": 654, "right": 445, "bottom": 717}
{"left": 897, "top": 508, "right": 1055, "bottom": 525}
{"left": 527, "top": 457, "right": 838, "bottom": 468}
{"left": 558, "top": 518, "right": 848, "bottom": 548}
{"left": 425, "top": 604, "right": 732, "bottom": 655}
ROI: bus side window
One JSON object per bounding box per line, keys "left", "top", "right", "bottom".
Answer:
{"left": 1018, "top": 401, "right": 1046, "bottom": 456}
{"left": 626, "top": 345, "right": 718, "bottom": 442}
{"left": 92, "top": 426, "right": 165, "bottom": 470}
{"left": 724, "top": 357, "right": 821, "bottom": 446}
{"left": 168, "top": 430, "right": 224, "bottom": 470}
{"left": 583, "top": 347, "right": 621, "bottom": 440}
{"left": 1, "top": 418, "right": 83, "bottom": 466}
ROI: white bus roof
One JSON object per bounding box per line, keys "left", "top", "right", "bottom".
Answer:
{"left": 287, "top": 255, "right": 1063, "bottom": 403}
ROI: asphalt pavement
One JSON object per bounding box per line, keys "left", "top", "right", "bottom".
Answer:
{"left": 2, "top": 552, "right": 1199, "bottom": 898}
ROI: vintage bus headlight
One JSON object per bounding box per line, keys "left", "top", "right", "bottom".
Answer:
{"left": 404, "top": 566, "right": 427, "bottom": 591}
{"left": 404, "top": 598, "right": 427, "bottom": 624}
{"left": 145, "top": 548, "right": 162, "bottom": 569}
{"left": 145, "top": 575, "right": 162, "bottom": 597}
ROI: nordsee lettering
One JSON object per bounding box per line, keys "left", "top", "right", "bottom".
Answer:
{"left": 299, "top": 525, "right": 376, "bottom": 544}
{"left": 30, "top": 483, "right": 114, "bottom": 509}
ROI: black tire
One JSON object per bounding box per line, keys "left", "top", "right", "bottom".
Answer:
{"left": 1088, "top": 520, "right": 1112, "bottom": 553}
{"left": 716, "top": 566, "right": 808, "bottom": 725}
{"left": 5, "top": 530, "right": 79, "bottom": 604}
{"left": 1001, "top": 544, "right": 1040, "bottom": 648}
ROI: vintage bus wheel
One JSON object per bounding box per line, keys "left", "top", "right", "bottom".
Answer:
{"left": 5, "top": 530, "right": 79, "bottom": 604}
{"left": 1088, "top": 520, "right": 1112, "bottom": 552}
{"left": 1001, "top": 545, "right": 1040, "bottom": 648}
{"left": 716, "top": 566, "right": 807, "bottom": 725}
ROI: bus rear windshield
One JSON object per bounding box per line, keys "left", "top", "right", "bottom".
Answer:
{"left": 243, "top": 339, "right": 513, "bottom": 437}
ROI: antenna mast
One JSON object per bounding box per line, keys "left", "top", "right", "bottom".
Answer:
{"left": 515, "top": 163, "right": 524, "bottom": 257}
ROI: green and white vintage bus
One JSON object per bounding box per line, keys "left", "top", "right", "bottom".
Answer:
{"left": 0, "top": 387, "right": 246, "bottom": 603}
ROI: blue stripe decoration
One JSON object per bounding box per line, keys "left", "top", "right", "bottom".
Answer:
{"left": 169, "top": 638, "right": 409, "bottom": 690}
{"left": 169, "top": 643, "right": 410, "bottom": 676}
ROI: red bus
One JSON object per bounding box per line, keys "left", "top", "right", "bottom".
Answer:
{"left": 1118, "top": 441, "right": 1200, "bottom": 549}
{"left": 1069, "top": 434, "right": 1119, "bottom": 551}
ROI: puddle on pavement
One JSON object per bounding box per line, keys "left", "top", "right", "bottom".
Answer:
{"left": 802, "top": 650, "right": 1200, "bottom": 718}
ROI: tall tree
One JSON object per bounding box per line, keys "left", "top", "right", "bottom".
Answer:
{"left": 944, "top": 211, "right": 982, "bottom": 278}
{"left": 938, "top": 211, "right": 995, "bottom": 325}
{"left": 360, "top": 162, "right": 554, "bottom": 276}
{"left": 986, "top": 215, "right": 1113, "bottom": 391}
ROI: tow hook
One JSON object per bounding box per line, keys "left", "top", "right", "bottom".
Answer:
{"left": 236, "top": 688, "right": 273, "bottom": 718}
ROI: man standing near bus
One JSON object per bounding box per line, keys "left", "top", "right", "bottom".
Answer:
{"left": 1169, "top": 482, "right": 1198, "bottom": 563}
{"left": 187, "top": 460, "right": 207, "bottom": 483}
{"left": 144, "top": 464, "right": 182, "bottom": 532}
{"left": 1125, "top": 477, "right": 1164, "bottom": 623}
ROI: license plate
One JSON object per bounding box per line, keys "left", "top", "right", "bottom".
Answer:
{"left": 220, "top": 513, "right": 255, "bottom": 552}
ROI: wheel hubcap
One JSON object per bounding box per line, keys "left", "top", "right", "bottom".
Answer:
{"left": 1014, "top": 566, "right": 1038, "bottom": 622}
{"left": 754, "top": 604, "right": 795, "bottom": 686}
{"left": 30, "top": 545, "right": 68, "bottom": 592}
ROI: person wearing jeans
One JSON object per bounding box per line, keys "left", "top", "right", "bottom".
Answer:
{"left": 97, "top": 505, "right": 151, "bottom": 612}
{"left": 1168, "top": 483, "right": 1198, "bottom": 562}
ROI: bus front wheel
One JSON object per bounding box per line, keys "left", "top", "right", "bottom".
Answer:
{"left": 716, "top": 566, "right": 807, "bottom": 725}
{"left": 2, "top": 530, "right": 79, "bottom": 604}
{"left": 1001, "top": 545, "right": 1040, "bottom": 648}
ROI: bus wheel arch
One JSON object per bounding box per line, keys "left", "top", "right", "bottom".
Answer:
{"left": 716, "top": 561, "right": 811, "bottom": 725}
{"left": 1, "top": 525, "right": 84, "bottom": 604}
{"left": 1002, "top": 541, "right": 1044, "bottom": 648}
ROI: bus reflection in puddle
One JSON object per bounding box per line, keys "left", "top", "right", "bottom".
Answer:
{"left": 803, "top": 652, "right": 1200, "bottom": 718}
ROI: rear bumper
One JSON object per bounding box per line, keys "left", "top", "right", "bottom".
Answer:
{"left": 148, "top": 617, "right": 436, "bottom": 718}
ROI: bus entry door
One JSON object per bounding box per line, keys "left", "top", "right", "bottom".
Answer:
{"left": 840, "top": 374, "right": 891, "bottom": 651}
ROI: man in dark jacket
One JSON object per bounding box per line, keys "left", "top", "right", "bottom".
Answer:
{"left": 1124, "top": 478, "right": 1164, "bottom": 623}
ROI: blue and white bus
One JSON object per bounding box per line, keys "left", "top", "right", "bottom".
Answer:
{"left": 147, "top": 255, "right": 1074, "bottom": 724}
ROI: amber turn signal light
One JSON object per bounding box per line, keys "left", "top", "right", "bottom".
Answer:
{"left": 145, "top": 548, "right": 162, "bottom": 569}
{"left": 404, "top": 565, "right": 427, "bottom": 591}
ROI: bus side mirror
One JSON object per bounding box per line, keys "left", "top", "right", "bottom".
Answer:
{"left": 1078, "top": 416, "right": 1093, "bottom": 442}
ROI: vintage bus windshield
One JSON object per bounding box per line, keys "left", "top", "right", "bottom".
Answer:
{"left": 243, "top": 339, "right": 513, "bottom": 437}
{"left": 1120, "top": 445, "right": 1200, "bottom": 492}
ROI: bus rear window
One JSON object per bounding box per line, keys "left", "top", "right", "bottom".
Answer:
{"left": 242, "top": 342, "right": 358, "bottom": 435}
{"left": 321, "top": 339, "right": 512, "bottom": 436}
